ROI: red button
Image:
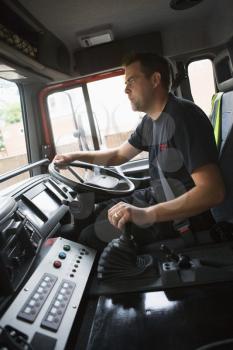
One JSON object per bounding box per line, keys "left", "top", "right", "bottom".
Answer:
{"left": 53, "top": 260, "right": 62, "bottom": 268}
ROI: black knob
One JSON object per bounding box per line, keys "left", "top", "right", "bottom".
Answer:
{"left": 178, "top": 254, "right": 191, "bottom": 269}
{"left": 160, "top": 244, "right": 179, "bottom": 262}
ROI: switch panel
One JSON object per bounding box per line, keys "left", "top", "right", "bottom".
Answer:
{"left": 0, "top": 237, "right": 96, "bottom": 350}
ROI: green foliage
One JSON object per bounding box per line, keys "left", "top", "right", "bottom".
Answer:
{"left": 0, "top": 103, "right": 22, "bottom": 124}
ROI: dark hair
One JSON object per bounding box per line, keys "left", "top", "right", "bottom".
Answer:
{"left": 122, "top": 52, "right": 171, "bottom": 91}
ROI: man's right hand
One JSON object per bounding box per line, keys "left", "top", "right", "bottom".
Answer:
{"left": 53, "top": 153, "right": 74, "bottom": 167}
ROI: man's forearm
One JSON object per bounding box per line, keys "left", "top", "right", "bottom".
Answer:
{"left": 64, "top": 141, "right": 140, "bottom": 166}
{"left": 147, "top": 184, "right": 225, "bottom": 224}
{"left": 67, "top": 148, "right": 128, "bottom": 166}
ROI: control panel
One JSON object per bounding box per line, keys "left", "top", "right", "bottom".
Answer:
{"left": 0, "top": 237, "right": 96, "bottom": 350}
{"left": 0, "top": 175, "right": 74, "bottom": 297}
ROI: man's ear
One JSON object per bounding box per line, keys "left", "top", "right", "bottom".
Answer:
{"left": 151, "top": 72, "right": 161, "bottom": 88}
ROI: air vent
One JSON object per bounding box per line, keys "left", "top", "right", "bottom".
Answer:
{"left": 170, "top": 0, "right": 203, "bottom": 10}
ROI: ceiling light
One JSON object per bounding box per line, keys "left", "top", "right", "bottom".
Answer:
{"left": 79, "top": 29, "right": 113, "bottom": 48}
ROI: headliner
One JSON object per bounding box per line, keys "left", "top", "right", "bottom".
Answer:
{"left": 16, "top": 0, "right": 233, "bottom": 55}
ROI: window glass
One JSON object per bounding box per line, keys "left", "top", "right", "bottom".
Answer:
{"left": 0, "top": 78, "right": 28, "bottom": 190}
{"left": 47, "top": 87, "right": 94, "bottom": 154}
{"left": 87, "top": 75, "right": 147, "bottom": 159}
{"left": 188, "top": 59, "right": 215, "bottom": 116}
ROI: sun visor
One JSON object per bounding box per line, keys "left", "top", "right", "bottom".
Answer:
{"left": 74, "top": 31, "right": 163, "bottom": 75}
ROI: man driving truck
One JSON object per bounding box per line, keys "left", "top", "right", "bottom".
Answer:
{"left": 54, "top": 52, "right": 225, "bottom": 251}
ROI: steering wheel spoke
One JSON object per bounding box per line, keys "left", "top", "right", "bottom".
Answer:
{"left": 67, "top": 165, "right": 84, "bottom": 183}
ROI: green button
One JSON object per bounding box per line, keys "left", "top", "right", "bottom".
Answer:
{"left": 63, "top": 244, "right": 71, "bottom": 251}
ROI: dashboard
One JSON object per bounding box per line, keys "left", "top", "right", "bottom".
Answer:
{"left": 0, "top": 174, "right": 96, "bottom": 349}
{"left": 0, "top": 175, "right": 74, "bottom": 299}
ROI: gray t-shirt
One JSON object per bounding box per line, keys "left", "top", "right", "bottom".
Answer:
{"left": 128, "top": 93, "right": 218, "bottom": 204}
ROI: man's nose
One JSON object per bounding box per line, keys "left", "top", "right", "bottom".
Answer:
{"left": 125, "top": 85, "right": 130, "bottom": 94}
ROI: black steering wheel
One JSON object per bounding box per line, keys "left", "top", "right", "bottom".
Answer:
{"left": 49, "top": 161, "right": 135, "bottom": 197}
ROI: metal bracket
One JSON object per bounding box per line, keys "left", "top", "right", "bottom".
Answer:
{"left": 41, "top": 144, "right": 52, "bottom": 159}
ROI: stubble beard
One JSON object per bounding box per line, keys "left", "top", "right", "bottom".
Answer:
{"left": 131, "top": 99, "right": 144, "bottom": 112}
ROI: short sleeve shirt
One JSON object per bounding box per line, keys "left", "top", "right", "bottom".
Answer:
{"left": 128, "top": 93, "right": 218, "bottom": 203}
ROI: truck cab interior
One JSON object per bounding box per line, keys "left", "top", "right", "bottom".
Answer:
{"left": 1, "top": 0, "right": 233, "bottom": 349}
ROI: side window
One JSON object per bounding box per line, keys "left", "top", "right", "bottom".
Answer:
{"left": 87, "top": 75, "right": 146, "bottom": 159}
{"left": 188, "top": 59, "right": 215, "bottom": 116}
{"left": 47, "top": 87, "right": 94, "bottom": 154}
{"left": 0, "top": 78, "right": 28, "bottom": 190}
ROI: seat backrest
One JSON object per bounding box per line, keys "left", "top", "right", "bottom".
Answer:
{"left": 211, "top": 90, "right": 233, "bottom": 222}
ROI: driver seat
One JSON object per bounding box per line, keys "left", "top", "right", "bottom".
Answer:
{"left": 211, "top": 90, "right": 233, "bottom": 223}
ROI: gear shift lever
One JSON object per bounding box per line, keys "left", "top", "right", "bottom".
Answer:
{"left": 120, "top": 222, "right": 137, "bottom": 247}
{"left": 123, "top": 222, "right": 133, "bottom": 238}
{"left": 97, "top": 222, "right": 153, "bottom": 280}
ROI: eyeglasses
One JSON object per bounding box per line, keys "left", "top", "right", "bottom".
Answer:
{"left": 125, "top": 75, "right": 139, "bottom": 87}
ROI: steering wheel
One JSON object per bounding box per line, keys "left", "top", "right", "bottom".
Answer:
{"left": 49, "top": 161, "right": 135, "bottom": 196}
